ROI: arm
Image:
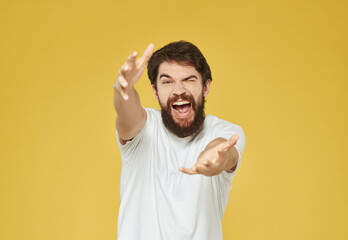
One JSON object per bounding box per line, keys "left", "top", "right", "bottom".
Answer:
{"left": 179, "top": 134, "right": 240, "bottom": 176}
{"left": 113, "top": 44, "right": 155, "bottom": 143}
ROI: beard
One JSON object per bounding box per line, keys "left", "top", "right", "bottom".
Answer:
{"left": 160, "top": 93, "right": 206, "bottom": 138}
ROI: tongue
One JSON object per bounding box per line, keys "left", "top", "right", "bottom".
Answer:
{"left": 175, "top": 104, "right": 190, "bottom": 113}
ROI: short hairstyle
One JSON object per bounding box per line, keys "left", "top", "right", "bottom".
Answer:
{"left": 147, "top": 41, "right": 212, "bottom": 90}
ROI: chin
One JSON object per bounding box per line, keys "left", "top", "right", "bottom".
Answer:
{"left": 171, "top": 110, "right": 195, "bottom": 127}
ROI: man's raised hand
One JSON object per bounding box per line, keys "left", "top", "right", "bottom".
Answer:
{"left": 113, "top": 43, "right": 155, "bottom": 100}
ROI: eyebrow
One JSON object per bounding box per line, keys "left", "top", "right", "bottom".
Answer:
{"left": 159, "top": 74, "right": 198, "bottom": 80}
{"left": 159, "top": 74, "right": 171, "bottom": 79}
{"left": 184, "top": 75, "right": 198, "bottom": 80}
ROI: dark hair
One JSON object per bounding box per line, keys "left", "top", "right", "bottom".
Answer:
{"left": 147, "top": 40, "right": 212, "bottom": 90}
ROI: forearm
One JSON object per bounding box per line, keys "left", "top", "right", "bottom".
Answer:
{"left": 114, "top": 87, "right": 146, "bottom": 140}
{"left": 114, "top": 86, "right": 142, "bottom": 121}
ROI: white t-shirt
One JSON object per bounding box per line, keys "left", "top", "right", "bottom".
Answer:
{"left": 116, "top": 108, "right": 246, "bottom": 240}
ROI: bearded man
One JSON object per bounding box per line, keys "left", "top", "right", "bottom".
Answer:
{"left": 113, "top": 41, "right": 246, "bottom": 240}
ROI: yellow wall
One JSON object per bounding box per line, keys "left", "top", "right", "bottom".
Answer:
{"left": 1, "top": 0, "right": 347, "bottom": 239}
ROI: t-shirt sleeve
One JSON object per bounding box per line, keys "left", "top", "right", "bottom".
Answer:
{"left": 115, "top": 107, "right": 154, "bottom": 160}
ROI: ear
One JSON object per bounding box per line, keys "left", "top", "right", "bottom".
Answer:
{"left": 203, "top": 79, "right": 211, "bottom": 98}
{"left": 152, "top": 84, "right": 159, "bottom": 101}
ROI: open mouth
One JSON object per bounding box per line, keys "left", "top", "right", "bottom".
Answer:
{"left": 171, "top": 100, "right": 192, "bottom": 118}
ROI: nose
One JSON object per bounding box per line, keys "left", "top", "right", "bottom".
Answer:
{"left": 172, "top": 81, "right": 186, "bottom": 96}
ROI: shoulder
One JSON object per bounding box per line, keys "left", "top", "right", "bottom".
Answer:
{"left": 205, "top": 114, "right": 244, "bottom": 132}
{"left": 144, "top": 107, "right": 161, "bottom": 120}
{"left": 204, "top": 114, "right": 246, "bottom": 154}
{"left": 116, "top": 107, "right": 162, "bottom": 158}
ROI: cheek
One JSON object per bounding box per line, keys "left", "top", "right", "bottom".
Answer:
{"left": 157, "top": 89, "right": 170, "bottom": 102}
{"left": 190, "top": 88, "right": 204, "bottom": 100}
{"left": 157, "top": 93, "right": 169, "bottom": 107}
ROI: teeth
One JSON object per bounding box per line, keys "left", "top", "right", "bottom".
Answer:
{"left": 172, "top": 101, "right": 190, "bottom": 106}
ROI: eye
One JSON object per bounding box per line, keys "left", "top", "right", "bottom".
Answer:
{"left": 185, "top": 78, "right": 196, "bottom": 82}
{"left": 163, "top": 80, "right": 172, "bottom": 84}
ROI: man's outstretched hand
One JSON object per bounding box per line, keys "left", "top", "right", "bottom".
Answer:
{"left": 179, "top": 134, "right": 239, "bottom": 176}
{"left": 113, "top": 43, "right": 155, "bottom": 100}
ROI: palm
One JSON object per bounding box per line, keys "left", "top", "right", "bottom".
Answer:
{"left": 114, "top": 43, "right": 155, "bottom": 100}
{"left": 125, "top": 44, "right": 154, "bottom": 85}
{"left": 179, "top": 135, "right": 239, "bottom": 176}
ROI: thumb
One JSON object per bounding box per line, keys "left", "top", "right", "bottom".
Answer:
{"left": 218, "top": 134, "right": 239, "bottom": 154}
{"left": 228, "top": 134, "right": 239, "bottom": 146}
{"left": 138, "top": 43, "right": 155, "bottom": 67}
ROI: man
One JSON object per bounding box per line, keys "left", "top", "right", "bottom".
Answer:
{"left": 113, "top": 41, "right": 246, "bottom": 240}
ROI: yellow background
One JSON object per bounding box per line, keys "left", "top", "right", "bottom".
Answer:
{"left": 1, "top": 0, "right": 347, "bottom": 239}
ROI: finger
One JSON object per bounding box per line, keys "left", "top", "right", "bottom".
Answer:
{"left": 194, "top": 164, "right": 211, "bottom": 174}
{"left": 228, "top": 134, "right": 239, "bottom": 146}
{"left": 137, "top": 43, "right": 155, "bottom": 67}
{"left": 203, "top": 161, "right": 211, "bottom": 167}
{"left": 204, "top": 160, "right": 218, "bottom": 171}
{"left": 118, "top": 87, "right": 129, "bottom": 100}
{"left": 217, "top": 143, "right": 233, "bottom": 155}
{"left": 126, "top": 51, "right": 137, "bottom": 67}
{"left": 179, "top": 167, "right": 198, "bottom": 175}
{"left": 193, "top": 165, "right": 202, "bottom": 172}
{"left": 203, "top": 160, "right": 218, "bottom": 170}
{"left": 121, "top": 92, "right": 129, "bottom": 100}
{"left": 218, "top": 135, "right": 239, "bottom": 153}
{"left": 120, "top": 64, "right": 130, "bottom": 78}
{"left": 117, "top": 72, "right": 128, "bottom": 88}
{"left": 114, "top": 75, "right": 129, "bottom": 100}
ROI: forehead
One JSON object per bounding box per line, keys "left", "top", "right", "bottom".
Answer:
{"left": 157, "top": 61, "right": 202, "bottom": 80}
